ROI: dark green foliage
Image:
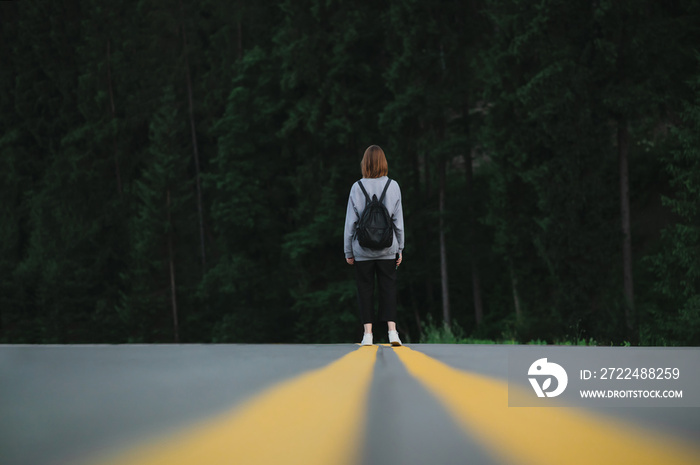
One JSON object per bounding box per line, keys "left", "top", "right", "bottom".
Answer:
{"left": 646, "top": 63, "right": 700, "bottom": 345}
{"left": 1, "top": 0, "right": 698, "bottom": 345}
{"left": 117, "top": 87, "right": 192, "bottom": 342}
{"left": 479, "top": 0, "right": 623, "bottom": 341}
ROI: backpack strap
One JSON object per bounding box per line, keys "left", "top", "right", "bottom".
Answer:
{"left": 357, "top": 178, "right": 392, "bottom": 204}
{"left": 357, "top": 180, "right": 371, "bottom": 204}
{"left": 379, "top": 178, "right": 392, "bottom": 203}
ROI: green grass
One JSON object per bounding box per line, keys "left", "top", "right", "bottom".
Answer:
{"left": 419, "top": 317, "right": 600, "bottom": 346}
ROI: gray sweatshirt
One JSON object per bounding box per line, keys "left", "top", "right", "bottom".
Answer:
{"left": 344, "top": 176, "right": 404, "bottom": 261}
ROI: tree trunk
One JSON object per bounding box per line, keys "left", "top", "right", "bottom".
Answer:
{"left": 420, "top": 148, "right": 435, "bottom": 317}
{"left": 179, "top": 14, "right": 207, "bottom": 273}
{"left": 402, "top": 272, "right": 422, "bottom": 341}
{"left": 413, "top": 307, "right": 422, "bottom": 339}
{"left": 423, "top": 151, "right": 431, "bottom": 198}
{"left": 472, "top": 261, "right": 484, "bottom": 325}
{"left": 167, "top": 189, "right": 180, "bottom": 343}
{"left": 425, "top": 279, "right": 435, "bottom": 318}
{"left": 510, "top": 261, "right": 523, "bottom": 322}
{"left": 618, "top": 119, "right": 635, "bottom": 339}
{"left": 465, "top": 147, "right": 484, "bottom": 327}
{"left": 236, "top": 5, "right": 243, "bottom": 60}
{"left": 413, "top": 148, "right": 421, "bottom": 198}
{"left": 439, "top": 154, "right": 451, "bottom": 328}
{"left": 106, "top": 39, "right": 122, "bottom": 198}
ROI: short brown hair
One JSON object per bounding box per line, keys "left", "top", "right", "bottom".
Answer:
{"left": 361, "top": 145, "right": 388, "bottom": 178}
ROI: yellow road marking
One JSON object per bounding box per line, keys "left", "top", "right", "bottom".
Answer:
{"left": 92, "top": 346, "right": 377, "bottom": 465}
{"left": 393, "top": 346, "right": 700, "bottom": 465}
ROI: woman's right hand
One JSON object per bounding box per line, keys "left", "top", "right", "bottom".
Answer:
{"left": 346, "top": 257, "right": 355, "bottom": 265}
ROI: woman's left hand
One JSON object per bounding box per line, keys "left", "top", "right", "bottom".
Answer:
{"left": 396, "top": 253, "right": 402, "bottom": 267}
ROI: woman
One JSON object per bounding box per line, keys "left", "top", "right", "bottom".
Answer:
{"left": 344, "top": 145, "right": 404, "bottom": 346}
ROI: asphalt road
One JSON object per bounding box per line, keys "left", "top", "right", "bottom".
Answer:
{"left": 1, "top": 344, "right": 698, "bottom": 465}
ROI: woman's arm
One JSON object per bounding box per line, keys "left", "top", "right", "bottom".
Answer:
{"left": 392, "top": 184, "right": 405, "bottom": 255}
{"left": 343, "top": 184, "right": 358, "bottom": 261}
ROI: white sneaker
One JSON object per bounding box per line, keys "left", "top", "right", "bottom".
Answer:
{"left": 360, "top": 333, "right": 373, "bottom": 346}
{"left": 388, "top": 330, "right": 402, "bottom": 346}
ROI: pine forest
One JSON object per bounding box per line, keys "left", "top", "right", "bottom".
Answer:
{"left": 1, "top": 0, "right": 700, "bottom": 346}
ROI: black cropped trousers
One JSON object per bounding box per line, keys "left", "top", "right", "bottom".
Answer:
{"left": 355, "top": 259, "right": 397, "bottom": 324}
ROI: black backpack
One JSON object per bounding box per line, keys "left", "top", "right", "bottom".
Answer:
{"left": 355, "top": 178, "right": 394, "bottom": 250}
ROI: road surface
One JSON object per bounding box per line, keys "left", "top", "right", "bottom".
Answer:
{"left": 1, "top": 344, "right": 698, "bottom": 465}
